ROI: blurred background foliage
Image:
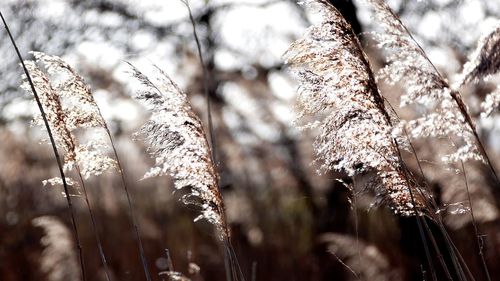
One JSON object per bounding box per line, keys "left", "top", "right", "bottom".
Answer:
{"left": 1, "top": 0, "right": 500, "bottom": 280}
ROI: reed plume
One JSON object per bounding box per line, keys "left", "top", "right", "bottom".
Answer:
{"left": 283, "top": 0, "right": 428, "bottom": 215}
{"left": 130, "top": 64, "right": 229, "bottom": 240}
{"left": 1, "top": 10, "right": 86, "bottom": 280}
{"left": 364, "top": 0, "right": 497, "bottom": 173}
{"left": 457, "top": 24, "right": 500, "bottom": 88}
{"left": 25, "top": 53, "right": 117, "bottom": 181}
{"left": 456, "top": 23, "right": 500, "bottom": 117}
{"left": 321, "top": 233, "right": 401, "bottom": 281}
{"left": 21, "top": 60, "right": 81, "bottom": 185}
{"left": 31, "top": 52, "right": 116, "bottom": 178}
{"left": 23, "top": 54, "right": 114, "bottom": 281}
{"left": 481, "top": 87, "right": 500, "bottom": 117}
{"left": 27, "top": 51, "right": 153, "bottom": 281}
{"left": 33, "top": 216, "right": 80, "bottom": 281}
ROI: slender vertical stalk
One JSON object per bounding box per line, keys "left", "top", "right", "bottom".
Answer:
{"left": 420, "top": 219, "right": 455, "bottom": 281}
{"left": 105, "top": 128, "right": 152, "bottom": 281}
{"left": 394, "top": 142, "right": 439, "bottom": 281}
{"left": 459, "top": 160, "right": 491, "bottom": 281}
{"left": 351, "top": 179, "right": 362, "bottom": 279}
{"left": 250, "top": 262, "right": 257, "bottom": 281}
{"left": 390, "top": 105, "right": 467, "bottom": 280}
{"left": 440, "top": 229, "right": 477, "bottom": 281}
{"left": 0, "top": 11, "right": 87, "bottom": 281}
{"left": 180, "top": 2, "right": 245, "bottom": 281}
{"left": 74, "top": 166, "right": 112, "bottom": 281}
{"left": 182, "top": 0, "right": 217, "bottom": 165}
{"left": 433, "top": 220, "right": 473, "bottom": 281}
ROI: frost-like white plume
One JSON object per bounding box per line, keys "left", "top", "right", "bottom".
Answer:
{"left": 22, "top": 53, "right": 117, "bottom": 280}
{"left": 365, "top": 0, "right": 483, "bottom": 164}
{"left": 481, "top": 86, "right": 500, "bottom": 117}
{"left": 130, "top": 64, "right": 229, "bottom": 240}
{"left": 457, "top": 23, "right": 500, "bottom": 87}
{"left": 22, "top": 52, "right": 117, "bottom": 184}
{"left": 22, "top": 60, "right": 77, "bottom": 164}
{"left": 456, "top": 23, "right": 500, "bottom": 117}
{"left": 284, "top": 0, "right": 428, "bottom": 215}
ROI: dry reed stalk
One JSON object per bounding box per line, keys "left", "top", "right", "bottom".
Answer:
{"left": 452, "top": 23, "right": 500, "bottom": 280}
{"left": 180, "top": 2, "right": 245, "bottom": 280}
{"left": 0, "top": 11, "right": 87, "bottom": 281}
{"left": 364, "top": 1, "right": 495, "bottom": 279}
{"left": 22, "top": 56, "right": 113, "bottom": 281}
{"left": 131, "top": 63, "right": 246, "bottom": 280}
{"left": 32, "top": 51, "right": 153, "bottom": 281}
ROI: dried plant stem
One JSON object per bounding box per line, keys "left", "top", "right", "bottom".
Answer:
{"left": 181, "top": 2, "right": 244, "bottom": 281}
{"left": 404, "top": 132, "right": 474, "bottom": 281}
{"left": 330, "top": 250, "right": 361, "bottom": 280}
{"left": 351, "top": 180, "right": 362, "bottom": 280}
{"left": 422, "top": 219, "right": 455, "bottom": 281}
{"left": 0, "top": 11, "right": 87, "bottom": 281}
{"left": 459, "top": 160, "right": 491, "bottom": 281}
{"left": 403, "top": 123, "right": 483, "bottom": 281}
{"left": 394, "top": 143, "right": 439, "bottom": 281}
{"left": 182, "top": 0, "right": 217, "bottom": 165}
{"left": 432, "top": 220, "right": 474, "bottom": 281}
{"left": 402, "top": 146, "right": 467, "bottom": 281}
{"left": 28, "top": 50, "right": 151, "bottom": 280}
{"left": 404, "top": 135, "right": 472, "bottom": 281}
{"left": 74, "top": 166, "right": 112, "bottom": 281}
{"left": 227, "top": 242, "right": 246, "bottom": 281}
{"left": 250, "top": 262, "right": 257, "bottom": 281}
{"left": 106, "top": 129, "right": 152, "bottom": 281}
{"left": 387, "top": 99, "right": 472, "bottom": 280}
{"left": 441, "top": 229, "right": 477, "bottom": 281}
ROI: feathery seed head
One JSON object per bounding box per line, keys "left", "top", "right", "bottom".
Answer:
{"left": 481, "top": 86, "right": 500, "bottom": 117}
{"left": 31, "top": 51, "right": 106, "bottom": 129}
{"left": 130, "top": 64, "right": 228, "bottom": 240}
{"left": 22, "top": 60, "right": 78, "bottom": 163}
{"left": 365, "top": 0, "right": 484, "bottom": 164}
{"left": 284, "top": 0, "right": 428, "bottom": 215}
{"left": 33, "top": 216, "right": 79, "bottom": 281}
{"left": 456, "top": 23, "right": 500, "bottom": 88}
{"left": 22, "top": 52, "right": 117, "bottom": 186}
{"left": 456, "top": 24, "right": 500, "bottom": 117}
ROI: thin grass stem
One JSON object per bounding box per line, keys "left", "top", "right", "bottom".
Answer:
{"left": 394, "top": 142, "right": 439, "bottom": 281}
{"left": 0, "top": 11, "right": 87, "bottom": 281}
{"left": 180, "top": 2, "right": 245, "bottom": 281}
{"left": 459, "top": 160, "right": 491, "bottom": 281}
{"left": 104, "top": 121, "right": 152, "bottom": 281}
{"left": 74, "top": 166, "right": 113, "bottom": 281}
